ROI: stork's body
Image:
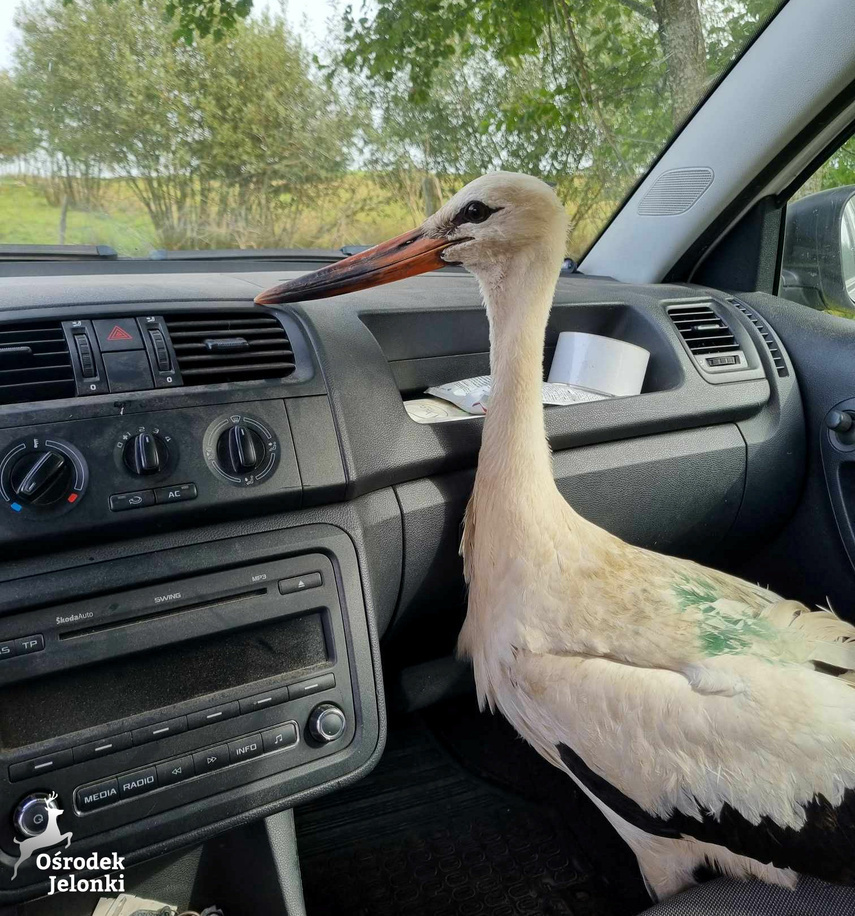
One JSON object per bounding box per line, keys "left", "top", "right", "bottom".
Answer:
{"left": 257, "top": 172, "right": 855, "bottom": 900}
{"left": 461, "top": 416, "right": 855, "bottom": 896}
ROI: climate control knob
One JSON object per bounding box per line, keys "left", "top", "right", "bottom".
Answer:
{"left": 123, "top": 432, "right": 169, "bottom": 476}
{"left": 10, "top": 450, "right": 73, "bottom": 506}
{"left": 203, "top": 415, "right": 279, "bottom": 487}
{"left": 217, "top": 424, "right": 265, "bottom": 475}
{"left": 0, "top": 438, "right": 87, "bottom": 517}
{"left": 308, "top": 703, "right": 347, "bottom": 744}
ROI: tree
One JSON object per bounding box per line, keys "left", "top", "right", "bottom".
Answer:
{"left": 338, "top": 0, "right": 780, "bottom": 254}
{"left": 348, "top": 48, "right": 637, "bottom": 240}
{"left": 652, "top": 0, "right": 706, "bottom": 123}
{"left": 822, "top": 139, "right": 855, "bottom": 192}
{"left": 6, "top": 0, "right": 784, "bottom": 253}
{"left": 339, "top": 0, "right": 779, "bottom": 128}
{"left": 60, "top": 0, "right": 253, "bottom": 43}
{"left": 12, "top": 0, "right": 354, "bottom": 247}
{"left": 0, "top": 72, "right": 34, "bottom": 163}
{"left": 13, "top": 0, "right": 119, "bottom": 205}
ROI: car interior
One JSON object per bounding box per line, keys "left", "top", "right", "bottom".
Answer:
{"left": 2, "top": 0, "right": 855, "bottom": 913}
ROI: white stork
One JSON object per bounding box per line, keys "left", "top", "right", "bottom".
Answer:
{"left": 257, "top": 172, "right": 855, "bottom": 900}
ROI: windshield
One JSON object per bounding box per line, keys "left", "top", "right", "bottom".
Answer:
{"left": 0, "top": 0, "right": 782, "bottom": 260}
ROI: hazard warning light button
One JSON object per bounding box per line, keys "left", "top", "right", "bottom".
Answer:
{"left": 93, "top": 318, "right": 144, "bottom": 352}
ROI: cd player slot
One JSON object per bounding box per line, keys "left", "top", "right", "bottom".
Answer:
{"left": 58, "top": 586, "right": 269, "bottom": 640}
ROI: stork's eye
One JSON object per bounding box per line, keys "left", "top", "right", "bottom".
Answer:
{"left": 456, "top": 200, "right": 496, "bottom": 225}
{"left": 463, "top": 201, "right": 491, "bottom": 222}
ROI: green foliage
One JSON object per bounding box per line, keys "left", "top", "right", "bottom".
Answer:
{"left": 341, "top": 0, "right": 550, "bottom": 104}
{"left": 2, "top": 0, "right": 787, "bottom": 255}
{"left": 338, "top": 0, "right": 781, "bottom": 257}
{"left": 703, "top": 0, "right": 781, "bottom": 72}
{"left": 162, "top": 0, "right": 251, "bottom": 43}
{"left": 822, "top": 135, "right": 855, "bottom": 191}
{"left": 0, "top": 72, "right": 34, "bottom": 161}
{"left": 10, "top": 0, "right": 354, "bottom": 248}
{"left": 60, "top": 0, "right": 253, "bottom": 43}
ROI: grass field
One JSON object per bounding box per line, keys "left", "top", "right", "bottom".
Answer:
{"left": 0, "top": 177, "right": 156, "bottom": 254}
{"left": 3, "top": 173, "right": 854, "bottom": 321}
{"left": 0, "top": 172, "right": 609, "bottom": 257}
{"left": 0, "top": 174, "right": 430, "bottom": 256}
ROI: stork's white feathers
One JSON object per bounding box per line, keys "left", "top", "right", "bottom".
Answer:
{"left": 441, "top": 172, "right": 855, "bottom": 900}
{"left": 256, "top": 170, "right": 855, "bottom": 900}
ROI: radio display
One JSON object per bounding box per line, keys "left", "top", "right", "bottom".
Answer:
{"left": 0, "top": 612, "right": 328, "bottom": 748}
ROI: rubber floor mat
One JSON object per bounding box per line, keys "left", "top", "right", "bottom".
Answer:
{"left": 296, "top": 716, "right": 621, "bottom": 916}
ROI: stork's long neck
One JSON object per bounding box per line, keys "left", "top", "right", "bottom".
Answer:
{"left": 476, "top": 252, "right": 560, "bottom": 498}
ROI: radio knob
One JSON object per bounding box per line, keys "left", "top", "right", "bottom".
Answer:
{"left": 13, "top": 793, "right": 58, "bottom": 839}
{"left": 217, "top": 424, "right": 265, "bottom": 475}
{"left": 10, "top": 450, "right": 73, "bottom": 505}
{"left": 308, "top": 703, "right": 347, "bottom": 743}
{"left": 124, "top": 433, "right": 168, "bottom": 476}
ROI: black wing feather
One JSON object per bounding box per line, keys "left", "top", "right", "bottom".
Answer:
{"left": 557, "top": 742, "right": 855, "bottom": 886}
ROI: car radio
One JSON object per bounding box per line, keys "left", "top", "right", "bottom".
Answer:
{"left": 0, "top": 526, "right": 380, "bottom": 894}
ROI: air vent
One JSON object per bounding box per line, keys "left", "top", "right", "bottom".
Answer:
{"left": 727, "top": 298, "right": 789, "bottom": 378}
{"left": 0, "top": 321, "right": 75, "bottom": 405}
{"left": 163, "top": 311, "right": 295, "bottom": 385}
{"left": 667, "top": 302, "right": 746, "bottom": 374}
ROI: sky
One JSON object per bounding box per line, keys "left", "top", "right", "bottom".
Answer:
{"left": 0, "top": 0, "right": 333, "bottom": 70}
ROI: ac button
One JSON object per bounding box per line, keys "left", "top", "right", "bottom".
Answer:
{"left": 154, "top": 483, "right": 197, "bottom": 504}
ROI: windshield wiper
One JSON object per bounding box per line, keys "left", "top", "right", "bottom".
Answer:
{"left": 148, "top": 247, "right": 345, "bottom": 262}
{"left": 0, "top": 244, "right": 118, "bottom": 260}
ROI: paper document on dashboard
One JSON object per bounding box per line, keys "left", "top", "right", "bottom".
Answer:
{"left": 426, "top": 375, "right": 610, "bottom": 415}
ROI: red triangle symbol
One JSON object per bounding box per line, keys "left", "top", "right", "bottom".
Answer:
{"left": 107, "top": 325, "right": 133, "bottom": 341}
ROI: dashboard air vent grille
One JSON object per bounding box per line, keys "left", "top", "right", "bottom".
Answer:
{"left": 667, "top": 303, "right": 740, "bottom": 357}
{"left": 0, "top": 321, "right": 75, "bottom": 405}
{"left": 164, "top": 311, "right": 295, "bottom": 385}
{"left": 727, "top": 298, "right": 789, "bottom": 378}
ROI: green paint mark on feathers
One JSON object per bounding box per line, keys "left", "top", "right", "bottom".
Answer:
{"left": 672, "top": 575, "right": 777, "bottom": 657}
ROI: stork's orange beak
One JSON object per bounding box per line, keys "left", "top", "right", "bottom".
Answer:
{"left": 254, "top": 226, "right": 456, "bottom": 304}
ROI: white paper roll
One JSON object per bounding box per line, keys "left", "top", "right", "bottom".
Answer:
{"left": 547, "top": 332, "right": 649, "bottom": 397}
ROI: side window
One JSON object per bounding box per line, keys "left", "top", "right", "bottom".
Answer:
{"left": 780, "top": 135, "right": 855, "bottom": 316}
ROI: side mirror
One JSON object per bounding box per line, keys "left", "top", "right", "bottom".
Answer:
{"left": 780, "top": 186, "right": 855, "bottom": 314}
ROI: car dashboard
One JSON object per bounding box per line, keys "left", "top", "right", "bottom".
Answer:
{"left": 0, "top": 266, "right": 804, "bottom": 901}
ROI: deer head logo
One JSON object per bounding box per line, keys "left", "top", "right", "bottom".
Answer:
{"left": 12, "top": 793, "right": 72, "bottom": 881}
